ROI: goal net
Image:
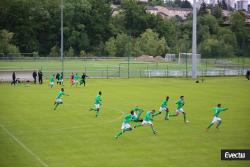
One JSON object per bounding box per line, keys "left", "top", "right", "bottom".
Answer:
{"left": 165, "top": 54, "right": 176, "bottom": 62}
{"left": 178, "top": 53, "right": 201, "bottom": 64}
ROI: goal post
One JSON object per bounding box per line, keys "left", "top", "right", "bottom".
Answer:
{"left": 165, "top": 54, "right": 176, "bottom": 62}
{"left": 178, "top": 53, "right": 201, "bottom": 64}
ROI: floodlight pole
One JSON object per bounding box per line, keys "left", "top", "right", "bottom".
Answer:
{"left": 128, "top": 35, "right": 131, "bottom": 78}
{"left": 192, "top": 0, "right": 197, "bottom": 79}
{"left": 60, "top": 0, "right": 64, "bottom": 76}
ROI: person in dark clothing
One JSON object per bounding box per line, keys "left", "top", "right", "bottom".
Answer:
{"left": 33, "top": 71, "right": 37, "bottom": 84}
{"left": 56, "top": 73, "right": 60, "bottom": 85}
{"left": 58, "top": 72, "right": 63, "bottom": 85}
{"left": 11, "top": 72, "right": 16, "bottom": 85}
{"left": 246, "top": 70, "right": 250, "bottom": 80}
{"left": 38, "top": 70, "right": 43, "bottom": 84}
{"left": 80, "top": 73, "right": 88, "bottom": 86}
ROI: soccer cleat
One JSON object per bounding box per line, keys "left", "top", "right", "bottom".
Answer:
{"left": 185, "top": 120, "right": 190, "bottom": 123}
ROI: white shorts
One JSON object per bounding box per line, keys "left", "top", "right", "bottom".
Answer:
{"left": 133, "top": 113, "right": 138, "bottom": 118}
{"left": 159, "top": 107, "right": 167, "bottom": 112}
{"left": 142, "top": 120, "right": 153, "bottom": 125}
{"left": 95, "top": 104, "right": 100, "bottom": 109}
{"left": 121, "top": 123, "right": 131, "bottom": 130}
{"left": 176, "top": 108, "right": 184, "bottom": 113}
{"left": 211, "top": 116, "right": 221, "bottom": 123}
{"left": 50, "top": 82, "right": 54, "bottom": 85}
{"left": 56, "top": 98, "right": 62, "bottom": 103}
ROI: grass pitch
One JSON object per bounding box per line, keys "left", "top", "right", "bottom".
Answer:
{"left": 0, "top": 77, "right": 249, "bottom": 167}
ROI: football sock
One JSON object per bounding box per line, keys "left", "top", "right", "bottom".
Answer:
{"left": 150, "top": 125, "right": 156, "bottom": 134}
{"left": 54, "top": 103, "right": 59, "bottom": 110}
{"left": 183, "top": 113, "right": 187, "bottom": 122}
{"left": 153, "top": 112, "right": 161, "bottom": 116}
{"left": 207, "top": 123, "right": 214, "bottom": 129}
{"left": 216, "top": 121, "right": 222, "bottom": 128}
{"left": 165, "top": 111, "right": 169, "bottom": 120}
{"left": 134, "top": 124, "right": 142, "bottom": 128}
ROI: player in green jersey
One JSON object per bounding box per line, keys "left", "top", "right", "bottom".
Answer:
{"left": 169, "top": 96, "right": 189, "bottom": 123}
{"left": 206, "top": 104, "right": 228, "bottom": 131}
{"left": 153, "top": 96, "right": 170, "bottom": 120}
{"left": 53, "top": 88, "right": 69, "bottom": 110}
{"left": 134, "top": 109, "right": 157, "bottom": 135}
{"left": 73, "top": 73, "right": 79, "bottom": 87}
{"left": 49, "top": 74, "right": 55, "bottom": 88}
{"left": 58, "top": 73, "right": 63, "bottom": 85}
{"left": 131, "top": 106, "right": 144, "bottom": 122}
{"left": 89, "top": 91, "right": 102, "bottom": 117}
{"left": 115, "top": 110, "right": 136, "bottom": 139}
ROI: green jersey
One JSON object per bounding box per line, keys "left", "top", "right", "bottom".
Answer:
{"left": 95, "top": 95, "right": 102, "bottom": 104}
{"left": 58, "top": 74, "right": 63, "bottom": 81}
{"left": 50, "top": 76, "right": 54, "bottom": 82}
{"left": 161, "top": 99, "right": 168, "bottom": 108}
{"left": 176, "top": 99, "right": 184, "bottom": 109}
{"left": 56, "top": 91, "right": 67, "bottom": 99}
{"left": 123, "top": 114, "right": 135, "bottom": 124}
{"left": 74, "top": 74, "right": 79, "bottom": 80}
{"left": 213, "top": 107, "right": 228, "bottom": 117}
{"left": 132, "top": 106, "right": 143, "bottom": 114}
{"left": 144, "top": 111, "right": 153, "bottom": 121}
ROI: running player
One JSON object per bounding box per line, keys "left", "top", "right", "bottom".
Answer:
{"left": 134, "top": 109, "right": 157, "bottom": 135}
{"left": 169, "top": 96, "right": 189, "bottom": 123}
{"left": 153, "top": 96, "right": 170, "bottom": 120}
{"left": 58, "top": 73, "right": 63, "bottom": 85}
{"left": 89, "top": 91, "right": 102, "bottom": 117}
{"left": 73, "top": 73, "right": 79, "bottom": 87}
{"left": 206, "top": 104, "right": 228, "bottom": 131}
{"left": 131, "top": 106, "right": 144, "bottom": 122}
{"left": 115, "top": 110, "right": 136, "bottom": 139}
{"left": 53, "top": 88, "right": 69, "bottom": 110}
{"left": 49, "top": 74, "right": 55, "bottom": 88}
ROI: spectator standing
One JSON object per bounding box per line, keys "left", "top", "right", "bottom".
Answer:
{"left": 11, "top": 72, "right": 16, "bottom": 85}
{"left": 38, "top": 70, "right": 43, "bottom": 84}
{"left": 246, "top": 70, "right": 250, "bottom": 80}
{"left": 33, "top": 71, "right": 37, "bottom": 84}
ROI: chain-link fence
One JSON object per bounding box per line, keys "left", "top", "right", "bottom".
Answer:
{"left": 0, "top": 57, "right": 249, "bottom": 81}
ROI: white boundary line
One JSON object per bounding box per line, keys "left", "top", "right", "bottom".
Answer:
{"left": 0, "top": 123, "right": 48, "bottom": 167}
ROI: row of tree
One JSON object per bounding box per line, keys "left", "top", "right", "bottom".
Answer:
{"left": 0, "top": 0, "right": 249, "bottom": 57}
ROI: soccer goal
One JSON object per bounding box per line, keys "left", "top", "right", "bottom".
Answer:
{"left": 165, "top": 54, "right": 176, "bottom": 62}
{"left": 0, "top": 69, "right": 38, "bottom": 82}
{"left": 178, "top": 53, "right": 201, "bottom": 64}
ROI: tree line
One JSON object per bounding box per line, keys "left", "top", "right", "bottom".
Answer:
{"left": 0, "top": 0, "right": 249, "bottom": 58}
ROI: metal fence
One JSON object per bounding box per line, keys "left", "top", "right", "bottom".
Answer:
{"left": 0, "top": 57, "right": 249, "bottom": 80}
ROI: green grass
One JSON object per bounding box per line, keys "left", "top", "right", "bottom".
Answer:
{"left": 0, "top": 77, "right": 250, "bottom": 167}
